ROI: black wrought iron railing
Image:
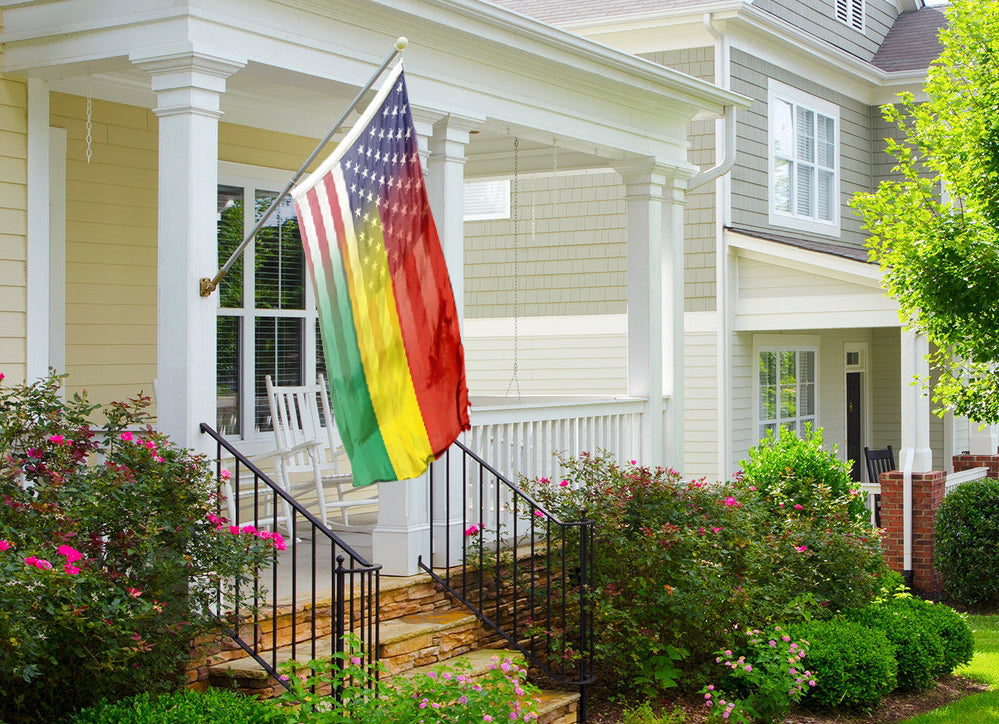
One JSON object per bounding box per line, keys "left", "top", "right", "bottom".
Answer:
{"left": 200, "top": 423, "right": 381, "bottom": 691}
{"left": 420, "top": 440, "right": 594, "bottom": 720}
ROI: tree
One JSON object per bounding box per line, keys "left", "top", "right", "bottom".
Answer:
{"left": 853, "top": 0, "right": 999, "bottom": 423}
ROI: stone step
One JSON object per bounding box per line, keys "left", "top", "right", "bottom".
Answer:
{"left": 207, "top": 608, "right": 486, "bottom": 695}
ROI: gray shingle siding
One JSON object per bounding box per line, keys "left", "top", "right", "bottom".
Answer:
{"left": 730, "top": 47, "right": 873, "bottom": 252}
{"left": 751, "top": 0, "right": 898, "bottom": 62}
{"left": 642, "top": 48, "right": 718, "bottom": 312}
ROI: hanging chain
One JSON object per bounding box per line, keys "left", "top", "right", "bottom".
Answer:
{"left": 85, "top": 77, "right": 93, "bottom": 164}
{"left": 504, "top": 137, "right": 522, "bottom": 403}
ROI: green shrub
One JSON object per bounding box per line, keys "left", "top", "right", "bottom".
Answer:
{"left": 889, "top": 597, "right": 974, "bottom": 674}
{"left": 740, "top": 424, "right": 869, "bottom": 522}
{"left": 935, "top": 478, "right": 999, "bottom": 606}
{"left": 788, "top": 620, "right": 896, "bottom": 710}
{"left": 0, "top": 374, "right": 277, "bottom": 722}
{"left": 70, "top": 689, "right": 281, "bottom": 723}
{"left": 848, "top": 597, "right": 947, "bottom": 691}
{"left": 519, "top": 441, "right": 885, "bottom": 693}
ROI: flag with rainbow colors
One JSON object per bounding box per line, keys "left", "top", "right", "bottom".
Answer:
{"left": 292, "top": 63, "right": 470, "bottom": 488}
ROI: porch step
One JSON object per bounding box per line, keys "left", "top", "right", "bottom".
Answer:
{"left": 207, "top": 607, "right": 484, "bottom": 693}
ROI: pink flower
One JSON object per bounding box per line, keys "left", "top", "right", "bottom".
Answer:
{"left": 27, "top": 448, "right": 41, "bottom": 459}
{"left": 228, "top": 525, "right": 240, "bottom": 535}
{"left": 795, "top": 544, "right": 808, "bottom": 552}
{"left": 127, "top": 587, "right": 142, "bottom": 598}
{"left": 0, "top": 540, "right": 11, "bottom": 551}
{"left": 64, "top": 564, "right": 81, "bottom": 575}
{"left": 711, "top": 526, "right": 723, "bottom": 533}
{"left": 534, "top": 510, "right": 545, "bottom": 518}
{"left": 351, "top": 656, "right": 361, "bottom": 666}
{"left": 559, "top": 479, "right": 569, "bottom": 487}
{"left": 153, "top": 456, "right": 165, "bottom": 463}
{"left": 57, "top": 545, "right": 83, "bottom": 563}
{"left": 724, "top": 496, "right": 738, "bottom": 507}
{"left": 0, "top": 373, "right": 4, "bottom": 381}
{"left": 48, "top": 435, "right": 65, "bottom": 445}
{"left": 465, "top": 523, "right": 480, "bottom": 536}
{"left": 484, "top": 716, "right": 494, "bottom": 722}
{"left": 272, "top": 533, "right": 287, "bottom": 551}
{"left": 23, "top": 556, "right": 37, "bottom": 566}
{"left": 32, "top": 558, "right": 52, "bottom": 570}
{"left": 240, "top": 525, "right": 257, "bottom": 535}
{"left": 120, "top": 431, "right": 134, "bottom": 442}
{"left": 629, "top": 460, "right": 637, "bottom": 465}
{"left": 794, "top": 504, "right": 804, "bottom": 510}
{"left": 220, "top": 469, "right": 232, "bottom": 480}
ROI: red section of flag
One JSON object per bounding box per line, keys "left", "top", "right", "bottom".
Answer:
{"left": 382, "top": 148, "right": 470, "bottom": 456}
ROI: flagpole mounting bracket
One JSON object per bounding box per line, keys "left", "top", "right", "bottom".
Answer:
{"left": 200, "top": 277, "right": 217, "bottom": 297}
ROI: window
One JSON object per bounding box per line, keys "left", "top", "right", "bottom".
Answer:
{"left": 464, "top": 179, "right": 510, "bottom": 221}
{"left": 758, "top": 348, "right": 817, "bottom": 440}
{"left": 216, "top": 167, "right": 322, "bottom": 439}
{"left": 835, "top": 0, "right": 865, "bottom": 32}
{"left": 768, "top": 80, "right": 840, "bottom": 235}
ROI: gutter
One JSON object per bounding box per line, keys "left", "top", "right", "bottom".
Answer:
{"left": 688, "top": 13, "right": 739, "bottom": 190}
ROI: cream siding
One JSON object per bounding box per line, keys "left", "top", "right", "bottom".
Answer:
{"left": 463, "top": 317, "right": 627, "bottom": 396}
{"left": 683, "top": 329, "right": 719, "bottom": 480}
{"left": 0, "top": 75, "right": 27, "bottom": 383}
{"left": 738, "top": 257, "right": 866, "bottom": 298}
{"left": 731, "top": 331, "right": 755, "bottom": 471}
{"left": 51, "top": 93, "right": 157, "bottom": 405}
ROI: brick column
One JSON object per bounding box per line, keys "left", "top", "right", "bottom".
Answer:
{"left": 879, "top": 469, "right": 946, "bottom": 593}
{"left": 953, "top": 452, "right": 999, "bottom": 478}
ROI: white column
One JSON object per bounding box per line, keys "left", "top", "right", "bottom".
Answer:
{"left": 26, "top": 78, "right": 51, "bottom": 381}
{"left": 617, "top": 160, "right": 690, "bottom": 469}
{"left": 899, "top": 328, "right": 932, "bottom": 581}
{"left": 132, "top": 50, "right": 245, "bottom": 451}
{"left": 428, "top": 114, "right": 480, "bottom": 566}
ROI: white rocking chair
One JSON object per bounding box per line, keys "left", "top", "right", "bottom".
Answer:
{"left": 265, "top": 374, "right": 377, "bottom": 529}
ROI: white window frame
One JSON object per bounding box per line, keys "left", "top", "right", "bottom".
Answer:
{"left": 767, "top": 80, "right": 841, "bottom": 236}
{"left": 217, "top": 161, "right": 319, "bottom": 451}
{"left": 464, "top": 178, "right": 511, "bottom": 221}
{"left": 835, "top": 0, "right": 866, "bottom": 33}
{"left": 754, "top": 334, "right": 820, "bottom": 442}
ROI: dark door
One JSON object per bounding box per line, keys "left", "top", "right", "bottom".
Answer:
{"left": 847, "top": 372, "right": 862, "bottom": 481}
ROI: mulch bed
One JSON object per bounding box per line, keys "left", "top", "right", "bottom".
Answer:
{"left": 585, "top": 675, "right": 989, "bottom": 723}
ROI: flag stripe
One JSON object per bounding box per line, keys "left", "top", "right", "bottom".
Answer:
{"left": 329, "top": 167, "right": 433, "bottom": 478}
{"left": 292, "top": 63, "right": 469, "bottom": 487}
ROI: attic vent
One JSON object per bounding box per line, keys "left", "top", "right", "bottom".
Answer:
{"left": 835, "top": 0, "right": 865, "bottom": 32}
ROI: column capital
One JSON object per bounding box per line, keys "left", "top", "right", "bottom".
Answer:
{"left": 131, "top": 46, "right": 246, "bottom": 119}
{"left": 613, "top": 157, "right": 695, "bottom": 194}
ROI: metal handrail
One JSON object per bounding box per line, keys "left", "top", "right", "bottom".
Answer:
{"left": 200, "top": 423, "right": 381, "bottom": 692}
{"left": 421, "top": 439, "right": 594, "bottom": 721}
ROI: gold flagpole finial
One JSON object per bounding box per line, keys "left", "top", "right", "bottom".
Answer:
{"left": 395, "top": 37, "right": 408, "bottom": 51}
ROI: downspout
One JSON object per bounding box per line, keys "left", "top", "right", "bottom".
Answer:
{"left": 689, "top": 12, "right": 736, "bottom": 481}
{"left": 688, "top": 16, "right": 736, "bottom": 191}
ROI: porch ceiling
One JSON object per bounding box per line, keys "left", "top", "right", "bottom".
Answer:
{"left": 0, "top": 0, "right": 748, "bottom": 175}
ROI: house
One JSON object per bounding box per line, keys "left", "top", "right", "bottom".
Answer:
{"left": 476, "top": 0, "right": 999, "bottom": 487}
{"left": 0, "top": 0, "right": 746, "bottom": 575}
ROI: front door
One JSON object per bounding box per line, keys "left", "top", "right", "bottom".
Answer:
{"left": 846, "top": 371, "right": 862, "bottom": 481}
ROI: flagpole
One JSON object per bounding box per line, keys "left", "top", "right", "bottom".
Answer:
{"left": 200, "top": 36, "right": 409, "bottom": 297}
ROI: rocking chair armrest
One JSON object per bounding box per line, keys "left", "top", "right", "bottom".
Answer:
{"left": 274, "top": 440, "right": 324, "bottom": 460}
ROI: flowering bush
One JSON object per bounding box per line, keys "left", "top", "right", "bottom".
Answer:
{"left": 701, "top": 627, "right": 815, "bottom": 723}
{"left": 0, "top": 373, "right": 277, "bottom": 722}
{"left": 274, "top": 634, "right": 541, "bottom": 722}
{"left": 520, "top": 439, "right": 885, "bottom": 693}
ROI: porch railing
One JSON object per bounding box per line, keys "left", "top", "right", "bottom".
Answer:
{"left": 421, "top": 440, "right": 595, "bottom": 721}
{"left": 200, "top": 423, "right": 381, "bottom": 689}
{"left": 468, "top": 396, "right": 644, "bottom": 483}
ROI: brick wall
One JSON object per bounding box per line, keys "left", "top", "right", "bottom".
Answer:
{"left": 879, "top": 469, "right": 946, "bottom": 593}
{"left": 952, "top": 452, "right": 999, "bottom": 478}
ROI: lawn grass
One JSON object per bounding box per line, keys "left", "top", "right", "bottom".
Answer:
{"left": 899, "top": 613, "right": 999, "bottom": 723}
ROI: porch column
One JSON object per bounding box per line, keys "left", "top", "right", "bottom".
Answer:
{"left": 617, "top": 160, "right": 689, "bottom": 469}
{"left": 132, "top": 49, "right": 245, "bottom": 451}
{"left": 899, "top": 328, "right": 933, "bottom": 584}
{"left": 371, "top": 111, "right": 481, "bottom": 575}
